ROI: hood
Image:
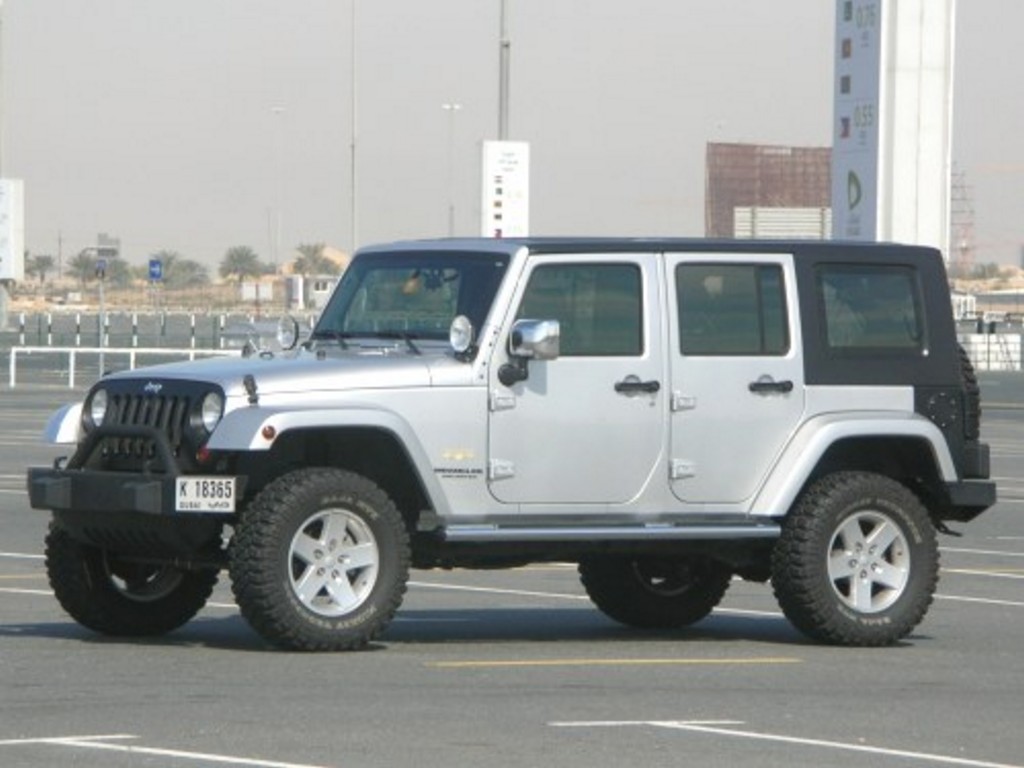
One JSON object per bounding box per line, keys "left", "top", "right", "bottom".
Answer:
{"left": 100, "top": 348, "right": 450, "bottom": 398}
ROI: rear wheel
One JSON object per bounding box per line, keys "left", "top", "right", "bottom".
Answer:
{"left": 772, "top": 471, "right": 938, "bottom": 646}
{"left": 45, "top": 523, "right": 218, "bottom": 636}
{"left": 579, "top": 556, "right": 731, "bottom": 629}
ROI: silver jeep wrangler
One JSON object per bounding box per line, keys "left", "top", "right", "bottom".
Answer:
{"left": 28, "top": 238, "right": 996, "bottom": 650}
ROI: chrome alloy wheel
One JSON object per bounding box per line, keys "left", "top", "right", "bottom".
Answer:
{"left": 288, "top": 508, "right": 380, "bottom": 617}
{"left": 827, "top": 509, "right": 910, "bottom": 614}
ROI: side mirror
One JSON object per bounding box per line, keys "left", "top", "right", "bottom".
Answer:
{"left": 499, "top": 319, "right": 560, "bottom": 386}
{"left": 508, "top": 319, "right": 560, "bottom": 360}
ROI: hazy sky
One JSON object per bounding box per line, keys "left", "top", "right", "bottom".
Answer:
{"left": 2, "top": 0, "right": 1022, "bottom": 270}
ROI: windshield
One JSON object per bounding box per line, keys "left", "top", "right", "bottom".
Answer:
{"left": 314, "top": 250, "right": 510, "bottom": 341}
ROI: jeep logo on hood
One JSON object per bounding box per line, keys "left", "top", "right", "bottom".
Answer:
{"left": 143, "top": 381, "right": 163, "bottom": 394}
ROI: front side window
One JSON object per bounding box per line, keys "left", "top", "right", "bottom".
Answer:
{"left": 677, "top": 263, "right": 789, "bottom": 356}
{"left": 817, "top": 265, "right": 924, "bottom": 352}
{"left": 516, "top": 263, "right": 643, "bottom": 356}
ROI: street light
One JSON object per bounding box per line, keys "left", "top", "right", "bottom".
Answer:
{"left": 442, "top": 102, "right": 462, "bottom": 236}
{"left": 270, "top": 106, "right": 286, "bottom": 269}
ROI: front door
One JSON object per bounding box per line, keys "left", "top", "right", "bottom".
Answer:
{"left": 667, "top": 253, "right": 805, "bottom": 505}
{"left": 487, "top": 253, "right": 665, "bottom": 505}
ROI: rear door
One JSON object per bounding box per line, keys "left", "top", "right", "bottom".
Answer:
{"left": 667, "top": 253, "right": 805, "bottom": 505}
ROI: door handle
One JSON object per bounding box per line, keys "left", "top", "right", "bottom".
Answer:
{"left": 615, "top": 377, "right": 661, "bottom": 395}
{"left": 748, "top": 377, "right": 794, "bottom": 394}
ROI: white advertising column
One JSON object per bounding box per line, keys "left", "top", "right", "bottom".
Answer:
{"left": 831, "top": 0, "right": 955, "bottom": 259}
{"left": 481, "top": 141, "right": 530, "bottom": 238}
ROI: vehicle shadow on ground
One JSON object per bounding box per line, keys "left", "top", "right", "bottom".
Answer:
{"left": 0, "top": 608, "right": 815, "bottom": 652}
{"left": 382, "top": 607, "right": 810, "bottom": 647}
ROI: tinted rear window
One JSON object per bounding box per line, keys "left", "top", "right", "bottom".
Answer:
{"left": 817, "top": 265, "right": 926, "bottom": 353}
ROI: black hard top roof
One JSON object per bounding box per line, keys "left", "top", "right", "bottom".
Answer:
{"left": 360, "top": 236, "right": 943, "bottom": 262}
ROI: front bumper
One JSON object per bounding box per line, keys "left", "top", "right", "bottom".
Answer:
{"left": 28, "top": 466, "right": 243, "bottom": 561}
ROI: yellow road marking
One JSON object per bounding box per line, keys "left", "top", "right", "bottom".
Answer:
{"left": 428, "top": 657, "right": 801, "bottom": 669}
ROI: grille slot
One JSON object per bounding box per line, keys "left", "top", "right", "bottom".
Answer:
{"left": 100, "top": 393, "right": 193, "bottom": 468}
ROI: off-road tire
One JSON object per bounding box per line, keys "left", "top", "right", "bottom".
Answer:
{"left": 772, "top": 471, "right": 938, "bottom": 646}
{"left": 45, "top": 522, "right": 218, "bottom": 636}
{"left": 229, "top": 467, "right": 410, "bottom": 652}
{"left": 579, "top": 556, "right": 731, "bottom": 629}
{"left": 959, "top": 343, "right": 982, "bottom": 440}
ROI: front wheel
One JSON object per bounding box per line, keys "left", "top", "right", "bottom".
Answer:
{"left": 772, "top": 472, "right": 938, "bottom": 646}
{"left": 579, "top": 556, "right": 731, "bottom": 629}
{"left": 229, "top": 468, "right": 410, "bottom": 651}
{"left": 45, "top": 523, "right": 218, "bottom": 636}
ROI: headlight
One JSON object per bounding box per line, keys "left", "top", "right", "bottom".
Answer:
{"left": 200, "top": 392, "right": 224, "bottom": 433}
{"left": 87, "top": 388, "right": 109, "bottom": 428}
{"left": 449, "top": 314, "right": 474, "bottom": 355}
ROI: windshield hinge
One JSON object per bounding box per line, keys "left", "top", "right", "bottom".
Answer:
{"left": 490, "top": 390, "right": 516, "bottom": 412}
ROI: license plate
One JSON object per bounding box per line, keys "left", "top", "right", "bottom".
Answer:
{"left": 175, "top": 476, "right": 236, "bottom": 513}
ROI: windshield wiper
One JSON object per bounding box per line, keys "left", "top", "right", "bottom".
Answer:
{"left": 306, "top": 329, "right": 350, "bottom": 350}
{"left": 373, "top": 331, "right": 422, "bottom": 355}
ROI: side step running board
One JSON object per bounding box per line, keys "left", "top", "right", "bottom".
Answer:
{"left": 442, "top": 523, "right": 781, "bottom": 543}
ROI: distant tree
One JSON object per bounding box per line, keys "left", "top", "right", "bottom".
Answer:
{"left": 66, "top": 249, "right": 131, "bottom": 287}
{"left": 219, "top": 246, "right": 263, "bottom": 282}
{"left": 25, "top": 254, "right": 55, "bottom": 283}
{"left": 67, "top": 252, "right": 97, "bottom": 285}
{"left": 970, "top": 262, "right": 1004, "bottom": 280}
{"left": 292, "top": 242, "right": 338, "bottom": 276}
{"left": 103, "top": 258, "right": 133, "bottom": 288}
{"left": 149, "top": 249, "right": 209, "bottom": 288}
{"left": 167, "top": 258, "right": 210, "bottom": 288}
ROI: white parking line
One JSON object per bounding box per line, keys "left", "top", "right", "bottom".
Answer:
{"left": 550, "top": 720, "right": 1024, "bottom": 768}
{"left": 937, "top": 594, "right": 1024, "bottom": 608}
{"left": 0, "top": 733, "right": 336, "bottom": 768}
{"left": 942, "top": 547, "right": 1024, "bottom": 558}
{"left": 944, "top": 568, "right": 1024, "bottom": 580}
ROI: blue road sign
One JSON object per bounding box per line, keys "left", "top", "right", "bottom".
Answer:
{"left": 149, "top": 258, "right": 163, "bottom": 281}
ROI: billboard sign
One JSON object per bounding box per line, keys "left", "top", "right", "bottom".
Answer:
{"left": 0, "top": 179, "right": 25, "bottom": 282}
{"left": 832, "top": 0, "right": 955, "bottom": 257}
{"left": 481, "top": 141, "right": 530, "bottom": 238}
{"left": 831, "top": 0, "right": 881, "bottom": 240}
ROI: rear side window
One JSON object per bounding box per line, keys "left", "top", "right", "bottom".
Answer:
{"left": 817, "top": 265, "right": 925, "bottom": 353}
{"left": 676, "top": 263, "right": 789, "bottom": 356}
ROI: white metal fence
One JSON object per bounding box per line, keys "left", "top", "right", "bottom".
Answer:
{"left": 8, "top": 346, "right": 240, "bottom": 388}
{"left": 958, "top": 333, "right": 1023, "bottom": 372}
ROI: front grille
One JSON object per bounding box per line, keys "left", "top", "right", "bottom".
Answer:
{"left": 100, "top": 393, "right": 194, "bottom": 470}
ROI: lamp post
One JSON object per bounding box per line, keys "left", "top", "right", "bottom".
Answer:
{"left": 498, "top": 0, "right": 510, "bottom": 139}
{"left": 442, "top": 102, "right": 462, "bottom": 236}
{"left": 270, "top": 106, "right": 285, "bottom": 269}
{"left": 350, "top": 0, "right": 359, "bottom": 252}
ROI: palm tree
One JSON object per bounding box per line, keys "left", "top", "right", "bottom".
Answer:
{"left": 149, "top": 250, "right": 209, "bottom": 288}
{"left": 25, "top": 254, "right": 55, "bottom": 283}
{"left": 292, "top": 242, "right": 339, "bottom": 276}
{"left": 219, "top": 246, "right": 264, "bottom": 282}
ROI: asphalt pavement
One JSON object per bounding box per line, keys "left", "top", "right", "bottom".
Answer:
{"left": 1, "top": 385, "right": 1022, "bottom": 768}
